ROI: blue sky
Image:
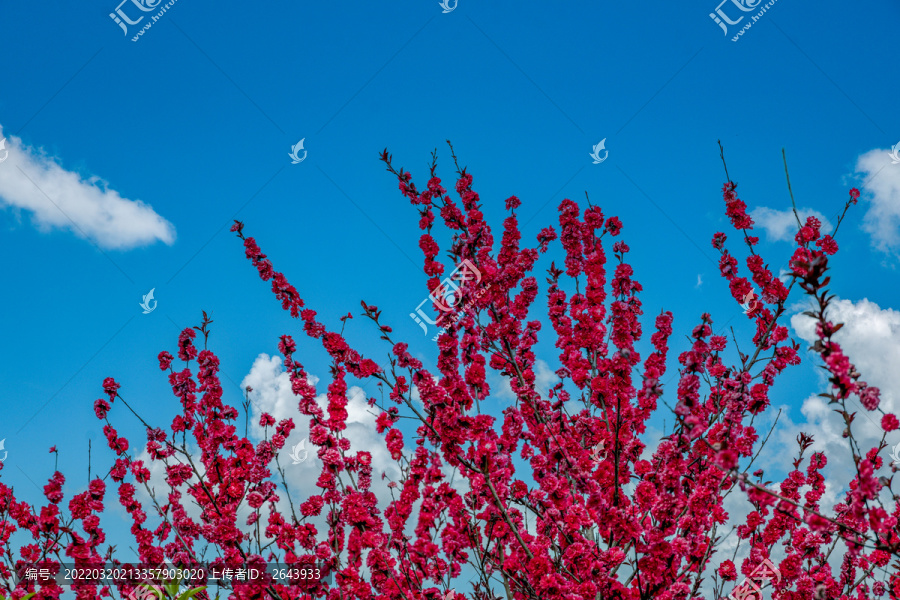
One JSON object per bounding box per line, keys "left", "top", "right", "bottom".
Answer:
{"left": 1, "top": 0, "right": 900, "bottom": 595}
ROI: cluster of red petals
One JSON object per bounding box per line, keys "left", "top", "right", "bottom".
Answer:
{"left": 2, "top": 154, "right": 897, "bottom": 600}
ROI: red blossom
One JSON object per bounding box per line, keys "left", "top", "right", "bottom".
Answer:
{"left": 604, "top": 216, "right": 623, "bottom": 236}
{"left": 102, "top": 377, "right": 120, "bottom": 398}
{"left": 816, "top": 234, "right": 838, "bottom": 255}
{"left": 1, "top": 149, "right": 883, "bottom": 600}
{"left": 158, "top": 350, "right": 173, "bottom": 370}
{"left": 719, "top": 559, "right": 737, "bottom": 581}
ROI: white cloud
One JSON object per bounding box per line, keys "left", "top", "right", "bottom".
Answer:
{"left": 696, "top": 297, "right": 900, "bottom": 592}
{"left": 0, "top": 125, "right": 175, "bottom": 249}
{"left": 534, "top": 358, "right": 557, "bottom": 392}
{"left": 241, "top": 354, "right": 473, "bottom": 579}
{"left": 855, "top": 148, "right": 900, "bottom": 256}
{"left": 120, "top": 355, "right": 403, "bottom": 575}
{"left": 757, "top": 298, "right": 900, "bottom": 522}
{"left": 116, "top": 355, "right": 405, "bottom": 579}
{"left": 695, "top": 274, "right": 703, "bottom": 289}
{"left": 240, "top": 354, "right": 474, "bottom": 502}
{"left": 777, "top": 267, "right": 792, "bottom": 285}
{"left": 750, "top": 206, "right": 833, "bottom": 243}
{"left": 240, "top": 353, "right": 401, "bottom": 498}
{"left": 791, "top": 297, "right": 900, "bottom": 429}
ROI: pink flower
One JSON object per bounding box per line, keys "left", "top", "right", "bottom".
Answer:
{"left": 722, "top": 182, "right": 754, "bottom": 229}
{"left": 455, "top": 172, "right": 473, "bottom": 193}
{"left": 157, "top": 350, "right": 173, "bottom": 370}
{"left": 882, "top": 413, "right": 899, "bottom": 432}
{"left": 718, "top": 560, "right": 737, "bottom": 581}
{"left": 805, "top": 512, "right": 832, "bottom": 531}
{"left": 795, "top": 225, "right": 816, "bottom": 244}
{"left": 102, "top": 377, "right": 120, "bottom": 397}
{"left": 604, "top": 216, "right": 623, "bottom": 236}
{"left": 385, "top": 428, "right": 404, "bottom": 460}
{"left": 816, "top": 234, "right": 838, "bottom": 255}
{"left": 177, "top": 328, "right": 198, "bottom": 362}
{"left": 0, "top": 146, "right": 874, "bottom": 600}
{"left": 860, "top": 385, "right": 881, "bottom": 411}
{"left": 93, "top": 398, "right": 110, "bottom": 420}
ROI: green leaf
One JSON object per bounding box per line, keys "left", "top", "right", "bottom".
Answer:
{"left": 137, "top": 584, "right": 165, "bottom": 599}
{"left": 177, "top": 586, "right": 208, "bottom": 599}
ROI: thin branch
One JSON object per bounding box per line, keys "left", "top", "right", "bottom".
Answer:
{"left": 783, "top": 148, "right": 803, "bottom": 229}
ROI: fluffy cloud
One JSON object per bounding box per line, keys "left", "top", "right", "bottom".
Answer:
{"left": 749, "top": 206, "right": 833, "bottom": 243}
{"left": 240, "top": 353, "right": 472, "bottom": 578}
{"left": 242, "top": 355, "right": 472, "bottom": 501}
{"left": 855, "top": 148, "right": 900, "bottom": 256}
{"left": 240, "top": 353, "right": 401, "bottom": 498}
{"left": 114, "top": 354, "right": 409, "bottom": 587}
{"left": 0, "top": 125, "right": 175, "bottom": 249}
{"left": 790, "top": 297, "right": 900, "bottom": 443}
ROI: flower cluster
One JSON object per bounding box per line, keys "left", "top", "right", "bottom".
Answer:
{"left": 1, "top": 147, "right": 897, "bottom": 600}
